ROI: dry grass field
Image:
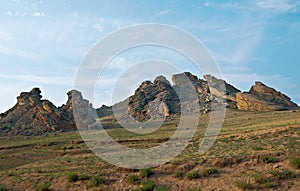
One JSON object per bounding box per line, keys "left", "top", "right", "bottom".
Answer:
{"left": 0, "top": 109, "right": 299, "bottom": 190}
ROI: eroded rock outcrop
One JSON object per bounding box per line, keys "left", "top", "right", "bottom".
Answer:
{"left": 127, "top": 76, "right": 180, "bottom": 121}
{"left": 59, "top": 90, "right": 97, "bottom": 130}
{"left": 0, "top": 88, "right": 74, "bottom": 135}
{"left": 236, "top": 82, "right": 298, "bottom": 111}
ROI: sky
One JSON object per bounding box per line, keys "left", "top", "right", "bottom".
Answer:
{"left": 0, "top": 0, "right": 300, "bottom": 112}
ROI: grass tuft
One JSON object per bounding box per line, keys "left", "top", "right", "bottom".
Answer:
{"left": 90, "top": 176, "right": 105, "bottom": 187}
{"left": 202, "top": 168, "right": 218, "bottom": 177}
{"left": 127, "top": 174, "right": 140, "bottom": 185}
{"left": 186, "top": 170, "right": 200, "bottom": 180}
{"left": 261, "top": 155, "right": 278, "bottom": 163}
{"left": 268, "top": 169, "right": 296, "bottom": 180}
{"left": 67, "top": 173, "right": 78, "bottom": 182}
{"left": 0, "top": 185, "right": 6, "bottom": 191}
{"left": 140, "top": 179, "right": 155, "bottom": 191}
{"left": 235, "top": 179, "right": 252, "bottom": 190}
{"left": 289, "top": 157, "right": 300, "bottom": 169}
{"left": 35, "top": 182, "right": 50, "bottom": 191}
{"left": 140, "top": 168, "right": 154, "bottom": 178}
{"left": 172, "top": 170, "right": 183, "bottom": 178}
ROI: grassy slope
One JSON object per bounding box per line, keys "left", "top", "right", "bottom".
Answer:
{"left": 0, "top": 109, "right": 299, "bottom": 190}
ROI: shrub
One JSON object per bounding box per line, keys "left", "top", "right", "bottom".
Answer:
{"left": 127, "top": 174, "right": 140, "bottom": 185}
{"left": 78, "top": 174, "right": 89, "bottom": 180}
{"left": 235, "top": 179, "right": 252, "bottom": 190}
{"left": 186, "top": 170, "right": 200, "bottom": 180}
{"left": 261, "top": 156, "right": 278, "bottom": 163}
{"left": 67, "top": 173, "right": 78, "bottom": 182}
{"left": 90, "top": 176, "right": 105, "bottom": 187}
{"left": 0, "top": 185, "right": 6, "bottom": 191}
{"left": 172, "top": 171, "right": 183, "bottom": 178}
{"left": 140, "top": 179, "right": 155, "bottom": 191}
{"left": 289, "top": 157, "right": 300, "bottom": 169}
{"left": 154, "top": 184, "right": 169, "bottom": 191}
{"left": 35, "top": 182, "right": 50, "bottom": 191}
{"left": 140, "top": 168, "right": 154, "bottom": 178}
{"left": 264, "top": 181, "right": 275, "bottom": 188}
{"left": 268, "top": 169, "right": 296, "bottom": 180}
{"left": 202, "top": 168, "right": 218, "bottom": 177}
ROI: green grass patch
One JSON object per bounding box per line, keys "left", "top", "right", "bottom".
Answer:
{"left": 187, "top": 187, "right": 202, "bottom": 191}
{"left": 35, "top": 182, "right": 50, "bottom": 191}
{"left": 172, "top": 170, "right": 183, "bottom": 178}
{"left": 261, "top": 155, "right": 278, "bottom": 163}
{"left": 268, "top": 169, "right": 296, "bottom": 180}
{"left": 289, "top": 157, "right": 300, "bottom": 169}
{"left": 140, "top": 168, "right": 154, "bottom": 178}
{"left": 235, "top": 179, "right": 252, "bottom": 190}
{"left": 90, "top": 176, "right": 105, "bottom": 187}
{"left": 0, "top": 184, "right": 6, "bottom": 191}
{"left": 140, "top": 179, "right": 155, "bottom": 191}
{"left": 154, "top": 184, "right": 169, "bottom": 191}
{"left": 202, "top": 168, "right": 218, "bottom": 177}
{"left": 78, "top": 174, "right": 89, "bottom": 180}
{"left": 186, "top": 170, "right": 200, "bottom": 180}
{"left": 67, "top": 173, "right": 78, "bottom": 182}
{"left": 127, "top": 174, "right": 140, "bottom": 185}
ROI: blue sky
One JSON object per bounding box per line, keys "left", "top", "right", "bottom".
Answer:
{"left": 0, "top": 0, "right": 300, "bottom": 112}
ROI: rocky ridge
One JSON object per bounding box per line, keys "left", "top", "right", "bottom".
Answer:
{"left": 0, "top": 88, "right": 95, "bottom": 136}
{"left": 0, "top": 72, "right": 298, "bottom": 135}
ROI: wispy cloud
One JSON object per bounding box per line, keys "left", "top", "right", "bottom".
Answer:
{"left": 155, "top": 9, "right": 170, "bottom": 17}
{"left": 256, "top": 0, "right": 300, "bottom": 13}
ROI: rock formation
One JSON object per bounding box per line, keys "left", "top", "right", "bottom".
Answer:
{"left": 60, "top": 90, "right": 97, "bottom": 130}
{"left": 0, "top": 72, "right": 298, "bottom": 135}
{"left": 0, "top": 88, "right": 74, "bottom": 136}
{"left": 126, "top": 75, "right": 180, "bottom": 121}
{"left": 0, "top": 88, "right": 98, "bottom": 135}
{"left": 236, "top": 82, "right": 298, "bottom": 111}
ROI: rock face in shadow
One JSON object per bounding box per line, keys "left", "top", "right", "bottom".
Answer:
{"left": 0, "top": 88, "right": 74, "bottom": 136}
{"left": 236, "top": 82, "right": 298, "bottom": 111}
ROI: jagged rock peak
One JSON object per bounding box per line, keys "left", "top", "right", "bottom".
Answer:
{"left": 236, "top": 82, "right": 298, "bottom": 111}
{"left": 17, "top": 87, "right": 42, "bottom": 106}
{"left": 172, "top": 72, "right": 199, "bottom": 86}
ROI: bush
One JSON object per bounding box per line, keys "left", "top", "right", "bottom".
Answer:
{"left": 127, "top": 174, "right": 140, "bottom": 185}
{"left": 235, "top": 179, "right": 252, "bottom": 190}
{"left": 202, "top": 168, "right": 218, "bottom": 177}
{"left": 140, "top": 179, "right": 155, "bottom": 191}
{"left": 268, "top": 169, "right": 296, "bottom": 180}
{"left": 35, "top": 182, "right": 50, "bottom": 191}
{"left": 78, "top": 174, "right": 89, "bottom": 180}
{"left": 0, "top": 185, "right": 6, "bottom": 191}
{"left": 172, "top": 171, "right": 183, "bottom": 178}
{"left": 186, "top": 170, "right": 200, "bottom": 180}
{"left": 289, "top": 157, "right": 300, "bottom": 169}
{"left": 67, "top": 173, "right": 78, "bottom": 182}
{"left": 261, "top": 156, "right": 278, "bottom": 163}
{"left": 90, "top": 176, "right": 105, "bottom": 187}
{"left": 140, "top": 168, "right": 154, "bottom": 178}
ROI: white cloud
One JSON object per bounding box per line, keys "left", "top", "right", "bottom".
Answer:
{"left": 155, "top": 9, "right": 170, "bottom": 17}
{"left": 256, "top": 0, "right": 300, "bottom": 13}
